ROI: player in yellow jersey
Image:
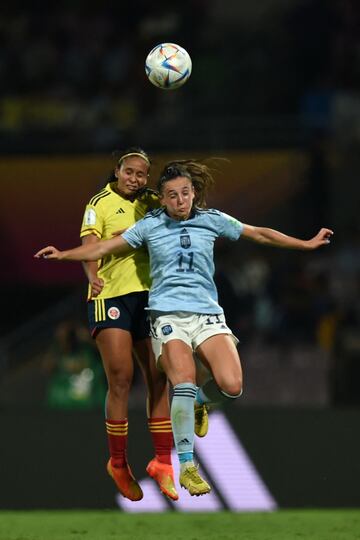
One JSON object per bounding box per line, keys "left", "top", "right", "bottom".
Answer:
{"left": 80, "top": 147, "right": 178, "bottom": 501}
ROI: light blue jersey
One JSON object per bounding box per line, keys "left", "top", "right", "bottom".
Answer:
{"left": 122, "top": 207, "right": 243, "bottom": 314}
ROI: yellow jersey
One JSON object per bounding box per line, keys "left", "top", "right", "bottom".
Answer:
{"left": 80, "top": 182, "right": 160, "bottom": 299}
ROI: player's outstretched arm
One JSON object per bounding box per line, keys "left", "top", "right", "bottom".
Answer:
{"left": 34, "top": 235, "right": 131, "bottom": 261}
{"left": 241, "top": 224, "right": 334, "bottom": 250}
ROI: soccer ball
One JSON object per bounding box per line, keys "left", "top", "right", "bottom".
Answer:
{"left": 145, "top": 43, "right": 192, "bottom": 90}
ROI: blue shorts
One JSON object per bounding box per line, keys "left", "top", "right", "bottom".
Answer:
{"left": 87, "top": 291, "right": 150, "bottom": 340}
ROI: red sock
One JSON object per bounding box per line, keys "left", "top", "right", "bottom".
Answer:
{"left": 106, "top": 419, "right": 128, "bottom": 468}
{"left": 148, "top": 417, "right": 173, "bottom": 465}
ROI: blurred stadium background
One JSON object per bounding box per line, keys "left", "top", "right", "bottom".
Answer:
{"left": 1, "top": 0, "right": 360, "bottom": 513}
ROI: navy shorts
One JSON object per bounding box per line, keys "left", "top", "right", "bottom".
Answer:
{"left": 87, "top": 291, "right": 150, "bottom": 340}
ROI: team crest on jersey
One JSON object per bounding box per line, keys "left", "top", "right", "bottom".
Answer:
{"left": 180, "top": 228, "right": 191, "bottom": 249}
{"left": 108, "top": 307, "right": 120, "bottom": 320}
{"left": 180, "top": 235, "right": 191, "bottom": 248}
{"left": 161, "top": 324, "right": 173, "bottom": 336}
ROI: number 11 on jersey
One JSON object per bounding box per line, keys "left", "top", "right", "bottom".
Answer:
{"left": 176, "top": 252, "right": 194, "bottom": 272}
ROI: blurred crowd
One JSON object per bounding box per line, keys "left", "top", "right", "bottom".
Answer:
{"left": 1, "top": 0, "right": 360, "bottom": 149}
{"left": 0, "top": 1, "right": 206, "bottom": 148}
{"left": 42, "top": 320, "right": 106, "bottom": 410}
{"left": 215, "top": 223, "right": 360, "bottom": 406}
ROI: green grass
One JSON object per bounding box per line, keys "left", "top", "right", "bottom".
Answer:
{"left": 0, "top": 510, "right": 359, "bottom": 540}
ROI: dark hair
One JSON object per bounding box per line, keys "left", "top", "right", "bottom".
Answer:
{"left": 106, "top": 146, "right": 151, "bottom": 183}
{"left": 157, "top": 159, "right": 215, "bottom": 208}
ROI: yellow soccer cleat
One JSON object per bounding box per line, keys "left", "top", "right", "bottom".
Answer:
{"left": 194, "top": 403, "right": 209, "bottom": 437}
{"left": 107, "top": 459, "right": 143, "bottom": 501}
{"left": 179, "top": 465, "right": 211, "bottom": 496}
{"left": 146, "top": 458, "right": 179, "bottom": 501}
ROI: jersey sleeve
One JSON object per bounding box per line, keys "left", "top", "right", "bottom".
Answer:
{"left": 122, "top": 218, "right": 147, "bottom": 248}
{"left": 218, "top": 211, "right": 243, "bottom": 240}
{"left": 80, "top": 204, "right": 104, "bottom": 239}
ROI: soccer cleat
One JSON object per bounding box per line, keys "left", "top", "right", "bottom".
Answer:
{"left": 146, "top": 458, "right": 179, "bottom": 501}
{"left": 194, "top": 403, "right": 209, "bottom": 437}
{"left": 107, "top": 459, "right": 143, "bottom": 501}
{"left": 179, "top": 465, "right": 211, "bottom": 496}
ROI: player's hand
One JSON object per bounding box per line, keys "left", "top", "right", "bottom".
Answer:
{"left": 305, "top": 228, "right": 334, "bottom": 250}
{"left": 90, "top": 277, "right": 104, "bottom": 297}
{"left": 34, "top": 246, "right": 62, "bottom": 260}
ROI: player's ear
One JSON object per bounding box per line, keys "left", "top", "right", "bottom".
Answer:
{"left": 114, "top": 165, "right": 121, "bottom": 179}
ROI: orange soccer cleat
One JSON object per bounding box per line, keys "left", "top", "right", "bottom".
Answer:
{"left": 146, "top": 458, "right": 179, "bottom": 501}
{"left": 107, "top": 459, "right": 143, "bottom": 501}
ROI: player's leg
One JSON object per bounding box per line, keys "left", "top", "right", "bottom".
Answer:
{"left": 130, "top": 291, "right": 177, "bottom": 499}
{"left": 194, "top": 354, "right": 211, "bottom": 437}
{"left": 196, "top": 333, "right": 243, "bottom": 405}
{"left": 159, "top": 338, "right": 211, "bottom": 496}
{"left": 134, "top": 337, "right": 178, "bottom": 501}
{"left": 96, "top": 327, "right": 143, "bottom": 501}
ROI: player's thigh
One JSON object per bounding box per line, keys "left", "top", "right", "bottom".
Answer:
{"left": 95, "top": 327, "right": 134, "bottom": 381}
{"left": 160, "top": 339, "right": 197, "bottom": 387}
{"left": 196, "top": 334, "right": 243, "bottom": 389}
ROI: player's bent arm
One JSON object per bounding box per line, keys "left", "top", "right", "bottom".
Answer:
{"left": 82, "top": 234, "right": 100, "bottom": 279}
{"left": 241, "top": 224, "right": 334, "bottom": 250}
{"left": 34, "top": 235, "right": 132, "bottom": 261}
{"left": 81, "top": 234, "right": 104, "bottom": 297}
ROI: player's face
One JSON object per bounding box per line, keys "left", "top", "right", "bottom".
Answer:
{"left": 115, "top": 156, "right": 149, "bottom": 198}
{"left": 160, "top": 177, "right": 195, "bottom": 220}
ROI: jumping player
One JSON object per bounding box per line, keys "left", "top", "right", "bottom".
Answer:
{"left": 78, "top": 148, "right": 178, "bottom": 501}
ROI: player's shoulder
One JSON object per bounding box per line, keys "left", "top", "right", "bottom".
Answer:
{"left": 196, "top": 207, "right": 223, "bottom": 217}
{"left": 87, "top": 184, "right": 112, "bottom": 207}
{"left": 143, "top": 207, "right": 165, "bottom": 220}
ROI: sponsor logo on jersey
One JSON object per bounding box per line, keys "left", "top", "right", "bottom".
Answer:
{"left": 84, "top": 208, "right": 96, "bottom": 226}
{"left": 161, "top": 324, "right": 173, "bottom": 336}
{"left": 108, "top": 307, "right": 120, "bottom": 320}
{"left": 116, "top": 208, "right": 125, "bottom": 214}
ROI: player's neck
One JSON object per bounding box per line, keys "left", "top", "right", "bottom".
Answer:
{"left": 113, "top": 184, "right": 137, "bottom": 202}
{"left": 165, "top": 208, "right": 195, "bottom": 221}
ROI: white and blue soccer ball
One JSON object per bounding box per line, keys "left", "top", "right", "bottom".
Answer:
{"left": 145, "top": 43, "right": 192, "bottom": 90}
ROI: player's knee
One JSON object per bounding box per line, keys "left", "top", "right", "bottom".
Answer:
{"left": 107, "top": 371, "right": 132, "bottom": 397}
{"left": 220, "top": 377, "right": 243, "bottom": 400}
{"left": 171, "top": 373, "right": 197, "bottom": 387}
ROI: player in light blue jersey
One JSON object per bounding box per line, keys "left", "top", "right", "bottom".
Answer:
{"left": 35, "top": 159, "right": 334, "bottom": 497}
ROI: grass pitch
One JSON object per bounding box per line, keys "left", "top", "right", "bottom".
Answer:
{"left": 0, "top": 509, "right": 359, "bottom": 540}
